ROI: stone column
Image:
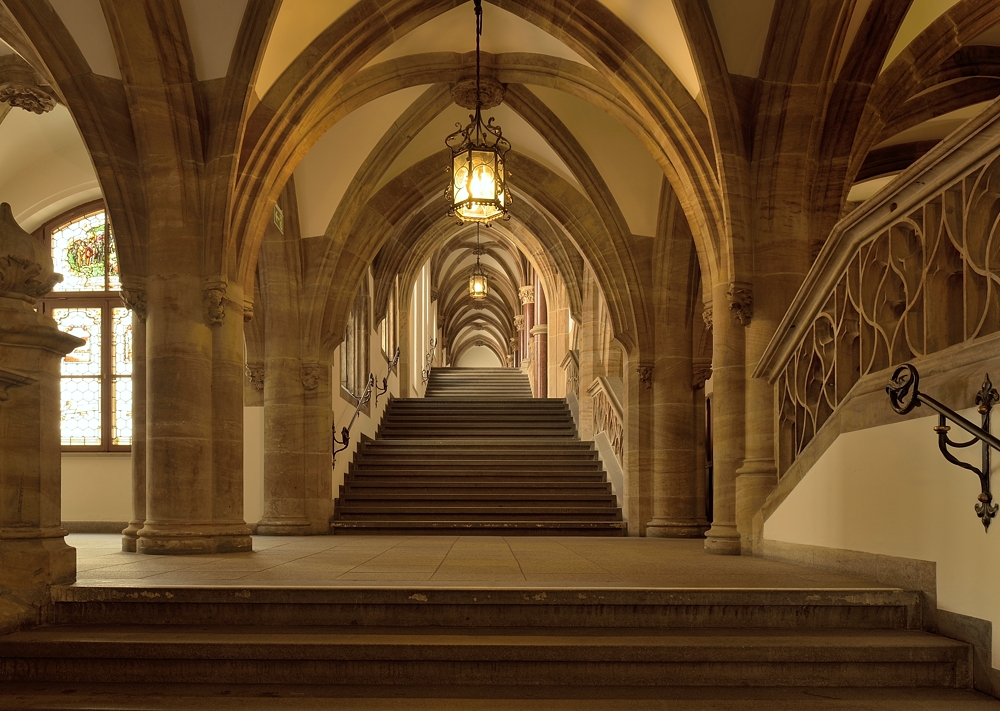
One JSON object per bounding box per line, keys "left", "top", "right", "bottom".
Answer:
{"left": 512, "top": 316, "right": 524, "bottom": 368}
{"left": 519, "top": 285, "right": 535, "bottom": 392}
{"left": 533, "top": 282, "right": 548, "bottom": 398}
{"left": 120, "top": 286, "right": 146, "bottom": 552}
{"left": 703, "top": 285, "right": 746, "bottom": 555}
{"left": 736, "top": 271, "right": 802, "bottom": 552}
{"left": 0, "top": 203, "right": 79, "bottom": 596}
{"left": 138, "top": 265, "right": 251, "bottom": 552}
{"left": 577, "top": 273, "right": 601, "bottom": 441}
{"left": 646, "top": 318, "right": 701, "bottom": 538}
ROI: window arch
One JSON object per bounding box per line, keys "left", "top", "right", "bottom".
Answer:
{"left": 341, "top": 275, "right": 370, "bottom": 399}
{"left": 38, "top": 201, "right": 132, "bottom": 451}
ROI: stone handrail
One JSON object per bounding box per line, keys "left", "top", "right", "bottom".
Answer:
{"left": 560, "top": 349, "right": 580, "bottom": 399}
{"left": 587, "top": 376, "right": 624, "bottom": 464}
{"left": 755, "top": 97, "right": 1000, "bottom": 476}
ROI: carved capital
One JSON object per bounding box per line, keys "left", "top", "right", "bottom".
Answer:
{"left": 513, "top": 314, "right": 525, "bottom": 331}
{"left": 0, "top": 55, "right": 57, "bottom": 115}
{"left": 120, "top": 287, "right": 147, "bottom": 323}
{"left": 246, "top": 363, "right": 264, "bottom": 392}
{"left": 702, "top": 306, "right": 713, "bottom": 331}
{"left": 0, "top": 202, "right": 60, "bottom": 299}
{"left": 203, "top": 278, "right": 227, "bottom": 327}
{"left": 243, "top": 302, "right": 254, "bottom": 322}
{"left": 518, "top": 286, "right": 535, "bottom": 306}
{"left": 692, "top": 358, "right": 713, "bottom": 389}
{"left": 726, "top": 282, "right": 753, "bottom": 327}
{"left": 637, "top": 365, "right": 653, "bottom": 390}
{"left": 508, "top": 337, "right": 518, "bottom": 351}
{"left": 301, "top": 363, "right": 323, "bottom": 391}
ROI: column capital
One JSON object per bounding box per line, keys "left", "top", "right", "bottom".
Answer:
{"left": 518, "top": 285, "right": 535, "bottom": 305}
{"left": 513, "top": 314, "right": 525, "bottom": 330}
{"left": 203, "top": 277, "right": 228, "bottom": 327}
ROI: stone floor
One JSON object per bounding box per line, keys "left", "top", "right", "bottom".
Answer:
{"left": 71, "top": 534, "right": 892, "bottom": 589}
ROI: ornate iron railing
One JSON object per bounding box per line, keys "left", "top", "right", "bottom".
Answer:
{"left": 332, "top": 372, "right": 375, "bottom": 462}
{"left": 587, "top": 376, "right": 624, "bottom": 464}
{"left": 375, "top": 346, "right": 400, "bottom": 407}
{"left": 887, "top": 364, "right": 998, "bottom": 530}
{"left": 755, "top": 100, "right": 1000, "bottom": 476}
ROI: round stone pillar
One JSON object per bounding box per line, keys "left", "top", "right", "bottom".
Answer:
{"left": 138, "top": 272, "right": 252, "bottom": 554}
{"left": 0, "top": 203, "right": 79, "bottom": 591}
{"left": 120, "top": 288, "right": 146, "bottom": 552}
{"left": 703, "top": 284, "right": 747, "bottom": 555}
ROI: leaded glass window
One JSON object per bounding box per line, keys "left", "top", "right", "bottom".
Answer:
{"left": 341, "top": 276, "right": 370, "bottom": 398}
{"left": 40, "top": 202, "right": 131, "bottom": 451}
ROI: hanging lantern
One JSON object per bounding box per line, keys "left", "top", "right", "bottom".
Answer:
{"left": 446, "top": 0, "right": 511, "bottom": 224}
{"left": 468, "top": 225, "right": 489, "bottom": 300}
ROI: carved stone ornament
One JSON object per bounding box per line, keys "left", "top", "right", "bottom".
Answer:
{"left": 203, "top": 279, "right": 227, "bottom": 327}
{"left": 243, "top": 302, "right": 254, "bottom": 322}
{"left": 702, "top": 306, "right": 713, "bottom": 331}
{"left": 246, "top": 364, "right": 264, "bottom": 392}
{"left": 301, "top": 363, "right": 322, "bottom": 391}
{"left": 637, "top": 365, "right": 654, "bottom": 390}
{"left": 726, "top": 282, "right": 753, "bottom": 327}
{"left": 518, "top": 286, "right": 535, "bottom": 306}
{"left": 452, "top": 76, "right": 505, "bottom": 111}
{"left": 509, "top": 337, "right": 518, "bottom": 351}
{"left": 692, "top": 359, "right": 713, "bottom": 389}
{"left": 513, "top": 314, "right": 525, "bottom": 331}
{"left": 120, "top": 287, "right": 147, "bottom": 323}
{"left": 0, "top": 55, "right": 57, "bottom": 115}
{"left": 0, "top": 202, "right": 61, "bottom": 299}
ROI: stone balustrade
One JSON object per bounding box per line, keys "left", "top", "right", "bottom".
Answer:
{"left": 587, "top": 376, "right": 624, "bottom": 465}
{"left": 756, "top": 99, "right": 1000, "bottom": 476}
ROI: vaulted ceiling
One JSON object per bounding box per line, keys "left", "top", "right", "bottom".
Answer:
{"left": 1, "top": 0, "right": 999, "bottom": 348}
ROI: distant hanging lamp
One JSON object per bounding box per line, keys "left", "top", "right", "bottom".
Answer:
{"left": 469, "top": 225, "right": 489, "bottom": 300}
{"left": 446, "top": 0, "right": 511, "bottom": 224}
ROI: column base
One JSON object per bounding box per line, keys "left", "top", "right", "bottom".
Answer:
{"left": 121, "top": 520, "right": 143, "bottom": 552}
{"left": 703, "top": 523, "right": 741, "bottom": 555}
{"left": 136, "top": 523, "right": 252, "bottom": 555}
{"left": 256, "top": 517, "right": 314, "bottom": 536}
{"left": 736, "top": 468, "right": 777, "bottom": 554}
{"left": 645, "top": 519, "right": 707, "bottom": 538}
{"left": 0, "top": 532, "right": 76, "bottom": 587}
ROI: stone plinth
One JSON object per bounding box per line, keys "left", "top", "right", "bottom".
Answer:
{"left": 0, "top": 203, "right": 80, "bottom": 593}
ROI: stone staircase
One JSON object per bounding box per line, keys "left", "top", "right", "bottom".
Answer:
{"left": 0, "top": 584, "right": 974, "bottom": 696}
{"left": 331, "top": 367, "right": 626, "bottom": 535}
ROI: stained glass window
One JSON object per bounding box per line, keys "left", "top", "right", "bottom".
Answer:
{"left": 52, "top": 307, "right": 103, "bottom": 445}
{"left": 50, "top": 209, "right": 119, "bottom": 292}
{"left": 40, "top": 203, "right": 131, "bottom": 451}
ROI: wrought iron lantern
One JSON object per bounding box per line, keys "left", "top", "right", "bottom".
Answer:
{"left": 469, "top": 225, "right": 488, "bottom": 300}
{"left": 446, "top": 0, "right": 511, "bottom": 224}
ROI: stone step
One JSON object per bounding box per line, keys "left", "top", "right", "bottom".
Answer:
{"left": 356, "top": 452, "right": 598, "bottom": 462}
{"left": 2, "top": 625, "right": 968, "bottom": 687}
{"left": 339, "top": 493, "right": 617, "bottom": 502}
{"left": 333, "top": 506, "right": 624, "bottom": 519}
{"left": 42, "top": 586, "right": 925, "bottom": 630}
{"left": 331, "top": 521, "right": 628, "bottom": 535}
{"left": 344, "top": 484, "right": 613, "bottom": 495}
{"left": 361, "top": 437, "right": 594, "bottom": 451}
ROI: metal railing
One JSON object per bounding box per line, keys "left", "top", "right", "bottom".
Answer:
{"left": 887, "top": 363, "right": 999, "bottom": 531}
{"left": 375, "top": 346, "right": 400, "bottom": 407}
{"left": 332, "top": 372, "right": 375, "bottom": 463}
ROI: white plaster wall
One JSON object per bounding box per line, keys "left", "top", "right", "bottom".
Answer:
{"left": 764, "top": 408, "right": 1000, "bottom": 671}
{"left": 61, "top": 453, "right": 130, "bottom": 521}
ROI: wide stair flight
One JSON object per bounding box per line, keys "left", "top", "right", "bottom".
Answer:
{"left": 331, "top": 367, "right": 626, "bottom": 535}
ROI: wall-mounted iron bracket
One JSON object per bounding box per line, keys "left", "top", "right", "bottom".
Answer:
{"left": 332, "top": 372, "right": 375, "bottom": 464}
{"left": 376, "top": 346, "right": 400, "bottom": 407}
{"left": 887, "top": 363, "right": 999, "bottom": 531}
